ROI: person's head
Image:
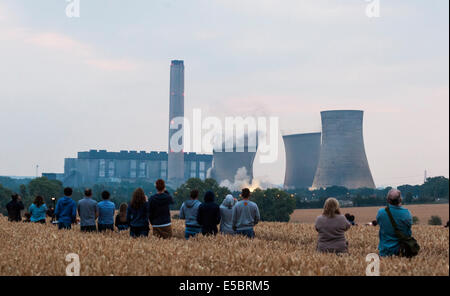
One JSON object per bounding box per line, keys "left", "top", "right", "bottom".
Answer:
{"left": 241, "top": 188, "right": 251, "bottom": 199}
{"left": 344, "top": 213, "right": 351, "bottom": 220}
{"left": 190, "top": 189, "right": 199, "bottom": 200}
{"left": 11, "top": 194, "right": 19, "bottom": 201}
{"left": 131, "top": 188, "right": 146, "bottom": 209}
{"left": 323, "top": 198, "right": 341, "bottom": 218}
{"left": 222, "top": 194, "right": 235, "bottom": 208}
{"left": 64, "top": 187, "right": 73, "bottom": 197}
{"left": 387, "top": 189, "right": 402, "bottom": 206}
{"left": 33, "top": 196, "right": 44, "bottom": 207}
{"left": 204, "top": 191, "right": 215, "bottom": 203}
{"left": 84, "top": 188, "right": 92, "bottom": 197}
{"left": 119, "top": 203, "right": 128, "bottom": 220}
{"left": 372, "top": 220, "right": 378, "bottom": 226}
{"left": 155, "top": 179, "right": 165, "bottom": 193}
{"left": 101, "top": 191, "right": 110, "bottom": 200}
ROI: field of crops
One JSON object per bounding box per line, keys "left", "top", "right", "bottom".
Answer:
{"left": 0, "top": 216, "right": 448, "bottom": 276}
{"left": 290, "top": 204, "right": 449, "bottom": 225}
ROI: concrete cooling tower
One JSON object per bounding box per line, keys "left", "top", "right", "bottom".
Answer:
{"left": 210, "top": 136, "right": 258, "bottom": 185}
{"left": 312, "top": 110, "right": 375, "bottom": 189}
{"left": 283, "top": 132, "right": 321, "bottom": 189}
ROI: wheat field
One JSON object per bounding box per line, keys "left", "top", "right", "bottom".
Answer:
{"left": 290, "top": 204, "right": 449, "bottom": 225}
{"left": 0, "top": 216, "right": 448, "bottom": 276}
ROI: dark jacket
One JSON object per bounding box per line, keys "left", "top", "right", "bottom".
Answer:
{"left": 148, "top": 192, "right": 174, "bottom": 226}
{"left": 126, "top": 202, "right": 149, "bottom": 228}
{"left": 197, "top": 191, "right": 221, "bottom": 235}
{"left": 6, "top": 200, "right": 24, "bottom": 222}
{"left": 115, "top": 214, "right": 129, "bottom": 227}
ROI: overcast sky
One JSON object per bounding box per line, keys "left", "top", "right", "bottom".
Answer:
{"left": 0, "top": 0, "right": 448, "bottom": 187}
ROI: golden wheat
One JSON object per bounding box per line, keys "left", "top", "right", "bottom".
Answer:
{"left": 0, "top": 216, "right": 448, "bottom": 276}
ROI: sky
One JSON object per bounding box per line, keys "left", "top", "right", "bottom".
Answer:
{"left": 0, "top": 0, "right": 448, "bottom": 187}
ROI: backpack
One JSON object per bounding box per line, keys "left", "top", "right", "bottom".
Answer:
{"left": 385, "top": 207, "right": 420, "bottom": 258}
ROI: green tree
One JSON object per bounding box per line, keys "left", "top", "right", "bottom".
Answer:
{"left": 252, "top": 188, "right": 296, "bottom": 222}
{"left": 421, "top": 177, "right": 449, "bottom": 200}
{"left": 325, "top": 186, "right": 348, "bottom": 198}
{"left": 173, "top": 178, "right": 231, "bottom": 209}
{"left": 27, "top": 177, "right": 63, "bottom": 206}
{"left": 0, "top": 184, "right": 14, "bottom": 216}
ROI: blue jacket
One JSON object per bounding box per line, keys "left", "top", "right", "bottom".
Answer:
{"left": 97, "top": 200, "right": 115, "bottom": 225}
{"left": 127, "top": 202, "right": 149, "bottom": 228}
{"left": 376, "top": 204, "right": 412, "bottom": 257}
{"left": 55, "top": 196, "right": 77, "bottom": 224}
{"left": 29, "top": 203, "right": 48, "bottom": 222}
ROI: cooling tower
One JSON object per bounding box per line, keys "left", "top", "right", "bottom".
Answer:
{"left": 210, "top": 136, "right": 258, "bottom": 185}
{"left": 283, "top": 132, "right": 321, "bottom": 189}
{"left": 167, "top": 60, "right": 185, "bottom": 188}
{"left": 312, "top": 110, "right": 375, "bottom": 189}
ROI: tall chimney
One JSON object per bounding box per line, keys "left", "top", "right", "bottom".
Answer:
{"left": 167, "top": 60, "right": 185, "bottom": 188}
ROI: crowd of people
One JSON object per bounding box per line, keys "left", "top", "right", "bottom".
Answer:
{"left": 5, "top": 180, "right": 444, "bottom": 257}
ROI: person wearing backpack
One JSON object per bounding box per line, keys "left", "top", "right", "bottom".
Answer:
{"left": 376, "top": 189, "right": 415, "bottom": 257}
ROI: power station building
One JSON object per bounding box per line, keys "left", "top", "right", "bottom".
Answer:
{"left": 312, "top": 110, "right": 375, "bottom": 189}
{"left": 167, "top": 60, "right": 185, "bottom": 189}
{"left": 283, "top": 132, "right": 321, "bottom": 189}
{"left": 61, "top": 150, "right": 212, "bottom": 188}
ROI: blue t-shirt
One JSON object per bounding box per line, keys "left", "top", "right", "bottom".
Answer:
{"left": 376, "top": 204, "right": 412, "bottom": 257}
{"left": 29, "top": 203, "right": 48, "bottom": 222}
{"left": 97, "top": 200, "right": 115, "bottom": 225}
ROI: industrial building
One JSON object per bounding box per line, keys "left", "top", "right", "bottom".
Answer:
{"left": 283, "top": 132, "right": 321, "bottom": 189}
{"left": 312, "top": 110, "right": 375, "bottom": 189}
{"left": 59, "top": 150, "right": 212, "bottom": 188}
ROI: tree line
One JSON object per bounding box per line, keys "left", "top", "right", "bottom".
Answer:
{"left": 0, "top": 176, "right": 448, "bottom": 223}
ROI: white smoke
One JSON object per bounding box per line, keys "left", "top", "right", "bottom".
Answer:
{"left": 219, "top": 167, "right": 279, "bottom": 192}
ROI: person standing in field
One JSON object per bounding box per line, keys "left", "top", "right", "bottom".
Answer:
{"left": 55, "top": 187, "right": 77, "bottom": 230}
{"left": 376, "top": 189, "right": 413, "bottom": 257}
{"left": 232, "top": 188, "right": 260, "bottom": 238}
{"left": 77, "top": 188, "right": 98, "bottom": 232}
{"left": 179, "top": 189, "right": 202, "bottom": 239}
{"left": 315, "top": 198, "right": 351, "bottom": 253}
{"left": 148, "top": 179, "right": 174, "bottom": 239}
{"left": 97, "top": 191, "right": 115, "bottom": 232}
{"left": 220, "top": 194, "right": 236, "bottom": 235}
{"left": 197, "top": 191, "right": 221, "bottom": 236}
{"left": 127, "top": 188, "right": 150, "bottom": 238}
{"left": 29, "top": 196, "right": 48, "bottom": 224}
{"left": 115, "top": 203, "right": 129, "bottom": 232}
{"left": 6, "top": 194, "right": 25, "bottom": 222}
